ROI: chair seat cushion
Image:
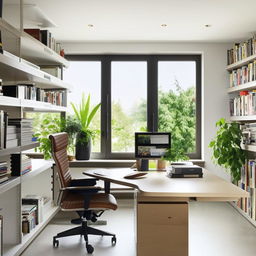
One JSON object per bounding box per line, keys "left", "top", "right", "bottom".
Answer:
{"left": 61, "top": 192, "right": 118, "bottom": 211}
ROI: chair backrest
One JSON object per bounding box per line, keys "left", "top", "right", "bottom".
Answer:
{"left": 49, "top": 132, "right": 72, "bottom": 188}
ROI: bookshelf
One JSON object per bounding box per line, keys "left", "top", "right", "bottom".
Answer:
{"left": 0, "top": 2, "right": 69, "bottom": 256}
{"left": 227, "top": 38, "right": 256, "bottom": 227}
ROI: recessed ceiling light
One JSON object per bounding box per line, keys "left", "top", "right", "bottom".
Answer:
{"left": 88, "top": 24, "right": 94, "bottom": 28}
{"left": 205, "top": 24, "right": 211, "bottom": 28}
{"left": 161, "top": 24, "right": 167, "bottom": 27}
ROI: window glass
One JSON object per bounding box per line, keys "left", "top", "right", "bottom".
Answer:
{"left": 158, "top": 61, "right": 196, "bottom": 154}
{"left": 111, "top": 61, "right": 147, "bottom": 152}
{"left": 64, "top": 61, "right": 101, "bottom": 152}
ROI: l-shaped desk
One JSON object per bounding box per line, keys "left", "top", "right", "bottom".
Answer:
{"left": 84, "top": 168, "right": 248, "bottom": 256}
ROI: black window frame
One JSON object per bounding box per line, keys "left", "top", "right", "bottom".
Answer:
{"left": 66, "top": 54, "right": 202, "bottom": 160}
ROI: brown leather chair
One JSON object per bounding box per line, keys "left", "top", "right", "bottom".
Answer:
{"left": 49, "top": 132, "right": 117, "bottom": 254}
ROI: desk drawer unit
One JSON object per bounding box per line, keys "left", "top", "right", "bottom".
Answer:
{"left": 137, "top": 202, "right": 188, "bottom": 256}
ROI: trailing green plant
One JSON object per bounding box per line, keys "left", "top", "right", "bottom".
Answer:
{"left": 71, "top": 93, "right": 101, "bottom": 143}
{"left": 162, "top": 147, "right": 189, "bottom": 163}
{"left": 209, "top": 118, "right": 246, "bottom": 182}
{"left": 33, "top": 115, "right": 80, "bottom": 159}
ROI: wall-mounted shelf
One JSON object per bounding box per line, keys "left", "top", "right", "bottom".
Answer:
{"left": 0, "top": 96, "right": 67, "bottom": 112}
{"left": 0, "top": 177, "right": 21, "bottom": 195}
{"left": 3, "top": 205, "right": 59, "bottom": 256}
{"left": 230, "top": 115, "right": 256, "bottom": 122}
{"left": 241, "top": 144, "right": 256, "bottom": 152}
{"left": 227, "top": 80, "right": 256, "bottom": 93}
{"left": 21, "top": 159, "right": 53, "bottom": 182}
{"left": 0, "top": 142, "right": 39, "bottom": 157}
{"left": 21, "top": 31, "right": 69, "bottom": 68}
{"left": 226, "top": 54, "right": 256, "bottom": 71}
{"left": 0, "top": 53, "right": 71, "bottom": 90}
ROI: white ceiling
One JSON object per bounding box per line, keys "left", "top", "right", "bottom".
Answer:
{"left": 24, "top": 0, "right": 256, "bottom": 43}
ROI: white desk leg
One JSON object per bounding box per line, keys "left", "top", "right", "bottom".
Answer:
{"left": 137, "top": 200, "right": 188, "bottom": 256}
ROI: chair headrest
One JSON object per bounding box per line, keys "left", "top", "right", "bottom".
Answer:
{"left": 49, "top": 132, "right": 68, "bottom": 152}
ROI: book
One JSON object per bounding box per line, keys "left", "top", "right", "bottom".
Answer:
{"left": 0, "top": 111, "right": 4, "bottom": 149}
{"left": 24, "top": 29, "right": 41, "bottom": 41}
{"left": 22, "top": 196, "right": 44, "bottom": 224}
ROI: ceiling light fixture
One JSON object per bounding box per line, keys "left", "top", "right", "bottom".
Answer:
{"left": 205, "top": 24, "right": 211, "bottom": 28}
{"left": 88, "top": 24, "right": 94, "bottom": 28}
{"left": 161, "top": 24, "right": 167, "bottom": 27}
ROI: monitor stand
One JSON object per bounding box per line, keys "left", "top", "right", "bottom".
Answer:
{"left": 140, "top": 159, "right": 149, "bottom": 171}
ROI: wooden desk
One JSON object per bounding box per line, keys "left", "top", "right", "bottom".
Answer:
{"left": 84, "top": 168, "right": 248, "bottom": 256}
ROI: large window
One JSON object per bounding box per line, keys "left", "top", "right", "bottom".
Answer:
{"left": 65, "top": 55, "right": 201, "bottom": 159}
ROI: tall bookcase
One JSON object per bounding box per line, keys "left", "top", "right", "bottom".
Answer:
{"left": 227, "top": 38, "right": 256, "bottom": 227}
{"left": 0, "top": 1, "right": 71, "bottom": 255}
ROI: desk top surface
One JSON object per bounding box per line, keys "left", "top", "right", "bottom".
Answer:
{"left": 83, "top": 168, "right": 248, "bottom": 200}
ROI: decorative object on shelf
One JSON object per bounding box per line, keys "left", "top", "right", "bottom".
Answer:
{"left": 71, "top": 93, "right": 101, "bottom": 160}
{"left": 157, "top": 159, "right": 167, "bottom": 170}
{"left": 209, "top": 118, "right": 247, "bottom": 182}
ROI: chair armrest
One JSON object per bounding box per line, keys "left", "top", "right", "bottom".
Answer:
{"left": 70, "top": 178, "right": 98, "bottom": 187}
{"left": 60, "top": 186, "right": 102, "bottom": 191}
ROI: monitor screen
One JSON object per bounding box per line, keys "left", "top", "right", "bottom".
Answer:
{"left": 135, "top": 132, "right": 171, "bottom": 158}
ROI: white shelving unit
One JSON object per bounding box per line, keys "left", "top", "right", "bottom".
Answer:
{"left": 227, "top": 80, "right": 256, "bottom": 93}
{"left": 227, "top": 43, "right": 256, "bottom": 227}
{"left": 226, "top": 53, "right": 256, "bottom": 71}
{"left": 230, "top": 115, "right": 256, "bottom": 122}
{"left": 0, "top": 2, "right": 69, "bottom": 255}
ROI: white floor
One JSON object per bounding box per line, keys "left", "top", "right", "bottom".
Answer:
{"left": 21, "top": 200, "right": 256, "bottom": 256}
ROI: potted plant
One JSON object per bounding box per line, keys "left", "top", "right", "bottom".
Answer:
{"left": 71, "top": 94, "right": 101, "bottom": 160}
{"left": 209, "top": 118, "right": 246, "bottom": 183}
{"left": 34, "top": 115, "right": 80, "bottom": 160}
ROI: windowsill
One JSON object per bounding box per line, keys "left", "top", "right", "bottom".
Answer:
{"left": 69, "top": 159, "right": 205, "bottom": 168}
{"left": 25, "top": 152, "right": 205, "bottom": 168}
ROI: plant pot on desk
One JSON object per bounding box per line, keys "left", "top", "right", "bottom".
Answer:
{"left": 75, "top": 131, "right": 91, "bottom": 160}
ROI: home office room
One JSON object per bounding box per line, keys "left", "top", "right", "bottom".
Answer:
{"left": 0, "top": 0, "right": 255, "bottom": 256}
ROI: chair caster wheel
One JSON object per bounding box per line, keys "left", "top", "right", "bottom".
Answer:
{"left": 53, "top": 238, "right": 59, "bottom": 247}
{"left": 111, "top": 236, "right": 116, "bottom": 245}
{"left": 86, "top": 244, "right": 94, "bottom": 254}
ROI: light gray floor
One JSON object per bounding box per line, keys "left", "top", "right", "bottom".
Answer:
{"left": 21, "top": 200, "right": 256, "bottom": 256}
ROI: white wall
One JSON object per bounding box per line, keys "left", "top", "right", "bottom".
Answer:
{"left": 62, "top": 41, "right": 232, "bottom": 180}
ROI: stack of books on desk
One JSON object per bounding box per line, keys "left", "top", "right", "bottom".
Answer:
{"left": 0, "top": 161, "right": 9, "bottom": 183}
{"left": 167, "top": 165, "right": 203, "bottom": 178}
{"left": 11, "top": 154, "right": 32, "bottom": 176}
{"left": 22, "top": 204, "right": 37, "bottom": 234}
{"left": 8, "top": 119, "right": 33, "bottom": 146}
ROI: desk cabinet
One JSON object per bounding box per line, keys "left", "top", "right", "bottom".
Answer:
{"left": 137, "top": 202, "right": 188, "bottom": 256}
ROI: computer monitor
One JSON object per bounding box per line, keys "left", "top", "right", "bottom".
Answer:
{"left": 135, "top": 132, "right": 171, "bottom": 171}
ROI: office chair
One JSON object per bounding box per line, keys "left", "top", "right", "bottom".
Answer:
{"left": 49, "top": 132, "right": 117, "bottom": 254}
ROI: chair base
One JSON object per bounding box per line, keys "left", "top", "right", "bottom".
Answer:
{"left": 53, "top": 220, "right": 116, "bottom": 254}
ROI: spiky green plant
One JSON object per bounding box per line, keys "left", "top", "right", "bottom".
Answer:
{"left": 70, "top": 93, "right": 101, "bottom": 142}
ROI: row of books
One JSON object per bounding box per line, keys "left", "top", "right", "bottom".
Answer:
{"left": 1, "top": 85, "right": 67, "bottom": 106}
{"left": 0, "top": 79, "right": 2, "bottom": 96}
{"left": 0, "top": 115, "right": 34, "bottom": 149}
{"left": 237, "top": 160, "right": 256, "bottom": 220}
{"left": 24, "top": 28, "right": 64, "bottom": 57}
{"left": 229, "top": 60, "right": 256, "bottom": 87}
{"left": 227, "top": 36, "right": 256, "bottom": 65}
{"left": 230, "top": 90, "right": 256, "bottom": 116}
{"left": 0, "top": 161, "right": 9, "bottom": 184}
{"left": 22, "top": 195, "right": 49, "bottom": 234}
{"left": 22, "top": 204, "right": 37, "bottom": 234}
{"left": 11, "top": 154, "right": 32, "bottom": 176}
